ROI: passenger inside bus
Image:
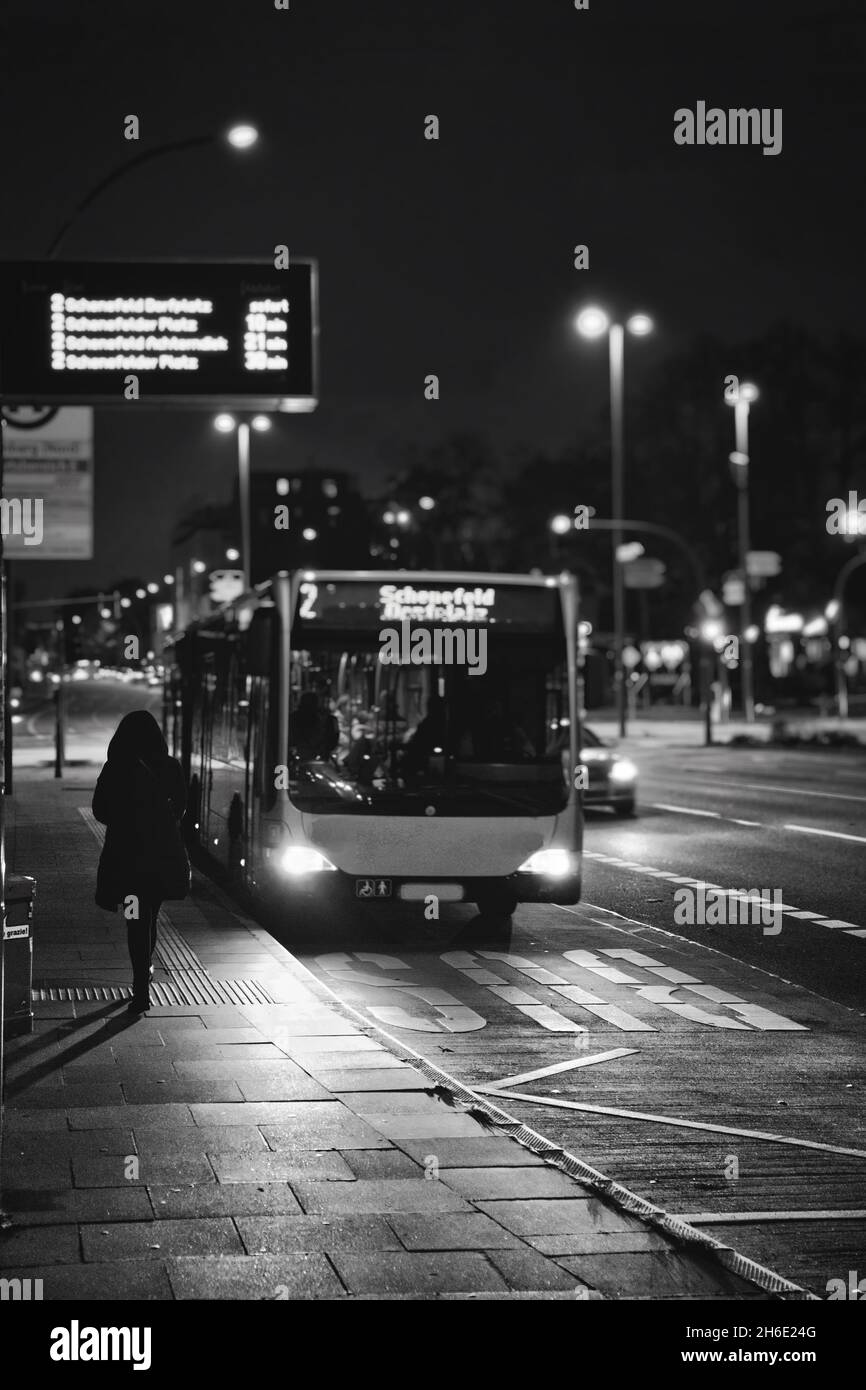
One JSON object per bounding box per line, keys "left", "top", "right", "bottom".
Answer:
{"left": 290, "top": 691, "right": 340, "bottom": 763}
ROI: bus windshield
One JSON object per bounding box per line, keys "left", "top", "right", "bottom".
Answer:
{"left": 287, "top": 577, "right": 572, "bottom": 817}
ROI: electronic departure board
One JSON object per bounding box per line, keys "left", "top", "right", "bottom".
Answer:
{"left": 0, "top": 260, "right": 318, "bottom": 410}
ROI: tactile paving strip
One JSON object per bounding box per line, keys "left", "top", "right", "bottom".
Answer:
{"left": 33, "top": 977, "right": 275, "bottom": 1005}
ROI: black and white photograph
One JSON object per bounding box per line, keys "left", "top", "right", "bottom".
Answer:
{"left": 0, "top": 0, "right": 864, "bottom": 1358}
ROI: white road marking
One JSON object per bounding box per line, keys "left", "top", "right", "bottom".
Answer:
{"left": 651, "top": 803, "right": 721, "bottom": 818}
{"left": 481, "top": 1091, "right": 866, "bottom": 1159}
{"left": 586, "top": 852, "right": 866, "bottom": 941}
{"left": 741, "top": 781, "right": 866, "bottom": 804}
{"left": 784, "top": 823, "right": 866, "bottom": 844}
{"left": 674, "top": 1210, "right": 866, "bottom": 1225}
{"left": 482, "top": 1048, "right": 640, "bottom": 1090}
{"left": 730, "top": 818, "right": 763, "bottom": 827}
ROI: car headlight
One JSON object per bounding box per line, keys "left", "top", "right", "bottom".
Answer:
{"left": 280, "top": 846, "right": 338, "bottom": 875}
{"left": 518, "top": 849, "right": 574, "bottom": 878}
{"left": 609, "top": 759, "right": 637, "bottom": 782}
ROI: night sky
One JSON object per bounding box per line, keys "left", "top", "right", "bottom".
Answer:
{"left": 1, "top": 0, "right": 864, "bottom": 600}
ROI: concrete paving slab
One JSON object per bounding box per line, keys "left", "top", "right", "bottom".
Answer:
{"left": 4, "top": 1187, "right": 153, "bottom": 1225}
{"left": 338, "top": 1149, "right": 425, "bottom": 1179}
{"left": 262, "top": 1117, "right": 393, "bottom": 1151}
{"left": 81, "top": 1217, "right": 244, "bottom": 1262}
{"left": 318, "top": 1067, "right": 431, "bottom": 1091}
{"left": 73, "top": 1154, "right": 215, "bottom": 1187}
{"left": 361, "top": 1113, "right": 491, "bottom": 1140}
{"left": 67, "top": 1102, "right": 196, "bottom": 1129}
{"left": 166, "top": 1253, "right": 346, "bottom": 1300}
{"left": 149, "top": 1184, "right": 303, "bottom": 1219}
{"left": 133, "top": 1125, "right": 270, "bottom": 1156}
{"left": 528, "top": 1231, "right": 671, "bottom": 1255}
{"left": 486, "top": 1247, "right": 587, "bottom": 1292}
{"left": 0, "top": 1223, "right": 82, "bottom": 1266}
{"left": 122, "top": 1080, "right": 245, "bottom": 1104}
{"left": 292, "top": 1178, "right": 474, "bottom": 1216}
{"left": 396, "top": 1138, "right": 549, "bottom": 1168}
{"left": 209, "top": 1150, "right": 355, "bottom": 1183}
{"left": 441, "top": 1166, "right": 590, "bottom": 1201}
{"left": 388, "top": 1213, "right": 524, "bottom": 1251}
{"left": 556, "top": 1250, "right": 749, "bottom": 1298}
{"left": 0, "top": 1262, "right": 174, "bottom": 1300}
{"left": 476, "top": 1197, "right": 642, "bottom": 1237}
{"left": 236, "top": 1214, "right": 403, "bottom": 1255}
{"left": 273, "top": 1034, "right": 386, "bottom": 1054}
{"left": 329, "top": 1251, "right": 509, "bottom": 1296}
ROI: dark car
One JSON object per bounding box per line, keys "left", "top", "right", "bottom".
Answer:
{"left": 580, "top": 726, "right": 638, "bottom": 816}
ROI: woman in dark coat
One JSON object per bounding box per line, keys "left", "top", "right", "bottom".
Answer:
{"left": 92, "top": 710, "right": 187, "bottom": 1014}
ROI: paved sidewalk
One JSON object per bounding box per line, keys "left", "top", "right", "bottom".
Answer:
{"left": 0, "top": 766, "right": 784, "bottom": 1300}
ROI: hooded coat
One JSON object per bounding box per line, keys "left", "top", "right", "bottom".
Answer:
{"left": 92, "top": 711, "right": 187, "bottom": 909}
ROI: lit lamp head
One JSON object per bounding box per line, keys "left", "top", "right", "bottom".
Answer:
{"left": 626, "top": 313, "right": 653, "bottom": 337}
{"left": 251, "top": 415, "right": 271, "bottom": 432}
{"left": 575, "top": 306, "right": 610, "bottom": 339}
{"left": 550, "top": 514, "right": 572, "bottom": 536}
{"left": 214, "top": 413, "right": 236, "bottom": 433}
{"left": 700, "top": 617, "right": 723, "bottom": 643}
{"left": 225, "top": 124, "right": 259, "bottom": 150}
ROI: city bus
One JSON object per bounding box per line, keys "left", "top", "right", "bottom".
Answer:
{"left": 164, "top": 569, "right": 583, "bottom": 923}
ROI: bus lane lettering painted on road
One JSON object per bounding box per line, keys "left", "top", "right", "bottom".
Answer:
{"left": 313, "top": 942, "right": 807, "bottom": 1036}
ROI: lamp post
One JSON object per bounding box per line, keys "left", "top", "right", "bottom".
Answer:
{"left": 214, "top": 413, "right": 272, "bottom": 592}
{"left": 828, "top": 553, "right": 866, "bottom": 718}
{"left": 574, "top": 308, "right": 653, "bottom": 736}
{"left": 45, "top": 125, "right": 259, "bottom": 259}
{"left": 725, "top": 381, "right": 759, "bottom": 722}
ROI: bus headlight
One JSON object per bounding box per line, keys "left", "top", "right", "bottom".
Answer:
{"left": 280, "top": 847, "right": 338, "bottom": 875}
{"left": 517, "top": 849, "right": 574, "bottom": 878}
{"left": 610, "top": 759, "right": 638, "bottom": 783}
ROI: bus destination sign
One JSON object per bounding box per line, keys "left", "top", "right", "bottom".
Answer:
{"left": 0, "top": 260, "right": 318, "bottom": 411}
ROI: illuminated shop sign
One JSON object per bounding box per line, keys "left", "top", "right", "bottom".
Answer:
{"left": 0, "top": 261, "right": 318, "bottom": 410}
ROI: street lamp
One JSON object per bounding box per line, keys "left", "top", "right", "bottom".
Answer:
{"left": 213, "top": 413, "right": 272, "bottom": 592}
{"left": 574, "top": 305, "right": 655, "bottom": 736}
{"left": 725, "top": 380, "right": 759, "bottom": 722}
{"left": 46, "top": 125, "right": 260, "bottom": 259}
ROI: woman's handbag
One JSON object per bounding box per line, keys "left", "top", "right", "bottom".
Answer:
{"left": 139, "top": 760, "right": 192, "bottom": 900}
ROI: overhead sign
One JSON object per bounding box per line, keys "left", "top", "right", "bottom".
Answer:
{"left": 2, "top": 407, "right": 93, "bottom": 559}
{"left": 624, "top": 557, "right": 666, "bottom": 589}
{"left": 209, "top": 569, "right": 246, "bottom": 605}
{"left": 293, "top": 579, "right": 562, "bottom": 633}
{"left": 0, "top": 260, "right": 318, "bottom": 412}
{"left": 722, "top": 573, "right": 746, "bottom": 605}
{"left": 747, "top": 550, "right": 782, "bottom": 578}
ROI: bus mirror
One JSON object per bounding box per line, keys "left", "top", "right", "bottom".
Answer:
{"left": 246, "top": 613, "right": 273, "bottom": 676}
